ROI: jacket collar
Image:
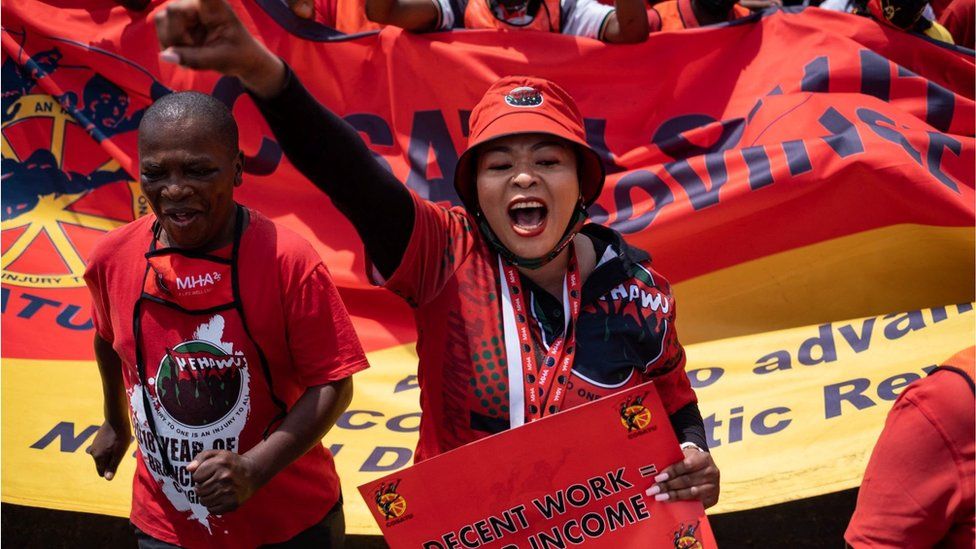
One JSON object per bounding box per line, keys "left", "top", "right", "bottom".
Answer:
{"left": 578, "top": 223, "right": 652, "bottom": 304}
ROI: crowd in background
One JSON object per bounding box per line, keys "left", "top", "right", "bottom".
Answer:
{"left": 112, "top": 0, "right": 974, "bottom": 47}
{"left": 285, "top": 0, "right": 973, "bottom": 46}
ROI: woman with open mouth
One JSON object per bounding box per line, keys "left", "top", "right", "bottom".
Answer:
{"left": 156, "top": 0, "right": 720, "bottom": 511}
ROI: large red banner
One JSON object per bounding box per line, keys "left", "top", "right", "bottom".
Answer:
{"left": 2, "top": 2, "right": 973, "bottom": 362}
{"left": 2, "top": 0, "right": 974, "bottom": 533}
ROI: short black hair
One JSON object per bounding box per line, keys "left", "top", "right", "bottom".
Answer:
{"left": 139, "top": 91, "right": 239, "bottom": 153}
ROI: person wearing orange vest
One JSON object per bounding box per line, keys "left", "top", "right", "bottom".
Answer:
{"left": 647, "top": 0, "right": 751, "bottom": 31}
{"left": 846, "top": 347, "right": 975, "bottom": 548}
{"left": 364, "top": 0, "right": 650, "bottom": 42}
{"left": 827, "top": 0, "right": 957, "bottom": 43}
{"left": 861, "top": 0, "right": 956, "bottom": 42}
{"left": 281, "top": 0, "right": 386, "bottom": 34}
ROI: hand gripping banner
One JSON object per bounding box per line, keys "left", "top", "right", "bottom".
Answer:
{"left": 1, "top": 0, "right": 973, "bottom": 535}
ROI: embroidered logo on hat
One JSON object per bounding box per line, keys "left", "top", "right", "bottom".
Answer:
{"left": 504, "top": 86, "right": 544, "bottom": 108}
{"left": 454, "top": 76, "right": 605, "bottom": 213}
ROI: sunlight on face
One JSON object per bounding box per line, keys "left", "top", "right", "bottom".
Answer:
{"left": 475, "top": 133, "right": 581, "bottom": 259}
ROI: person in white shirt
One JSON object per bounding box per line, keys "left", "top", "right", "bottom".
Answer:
{"left": 365, "top": 0, "right": 649, "bottom": 42}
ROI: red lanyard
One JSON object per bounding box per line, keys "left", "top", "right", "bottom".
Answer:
{"left": 500, "top": 244, "right": 582, "bottom": 423}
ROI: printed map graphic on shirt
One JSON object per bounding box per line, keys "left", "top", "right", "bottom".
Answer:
{"left": 129, "top": 314, "right": 252, "bottom": 531}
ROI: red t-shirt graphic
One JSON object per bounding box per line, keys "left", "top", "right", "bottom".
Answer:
{"left": 85, "top": 208, "right": 368, "bottom": 548}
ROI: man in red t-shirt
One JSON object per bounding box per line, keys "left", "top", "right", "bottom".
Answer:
{"left": 845, "top": 347, "right": 975, "bottom": 548}
{"left": 647, "top": 0, "right": 752, "bottom": 31}
{"left": 364, "top": 0, "right": 649, "bottom": 43}
{"left": 83, "top": 91, "right": 369, "bottom": 548}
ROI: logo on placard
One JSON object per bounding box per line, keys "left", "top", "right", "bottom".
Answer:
{"left": 505, "top": 86, "right": 544, "bottom": 108}
{"left": 673, "top": 521, "right": 703, "bottom": 549}
{"left": 619, "top": 392, "right": 652, "bottom": 433}
{"left": 375, "top": 479, "right": 412, "bottom": 526}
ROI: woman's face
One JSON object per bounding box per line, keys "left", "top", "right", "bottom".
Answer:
{"left": 475, "top": 133, "right": 580, "bottom": 260}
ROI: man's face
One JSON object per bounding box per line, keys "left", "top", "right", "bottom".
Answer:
{"left": 139, "top": 115, "right": 241, "bottom": 250}
{"left": 475, "top": 133, "right": 580, "bottom": 260}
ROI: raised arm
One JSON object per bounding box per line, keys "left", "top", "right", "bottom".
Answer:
{"left": 365, "top": 0, "right": 441, "bottom": 31}
{"left": 602, "top": 0, "right": 649, "bottom": 43}
{"left": 154, "top": 0, "right": 413, "bottom": 278}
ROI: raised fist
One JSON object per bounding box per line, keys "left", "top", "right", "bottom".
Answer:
{"left": 155, "top": 0, "right": 285, "bottom": 96}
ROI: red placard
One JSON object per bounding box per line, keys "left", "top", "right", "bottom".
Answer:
{"left": 358, "top": 382, "right": 716, "bottom": 548}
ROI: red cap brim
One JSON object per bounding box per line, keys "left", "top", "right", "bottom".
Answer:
{"left": 454, "top": 111, "right": 604, "bottom": 212}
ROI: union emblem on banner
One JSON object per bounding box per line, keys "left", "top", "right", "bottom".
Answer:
{"left": 1, "top": 35, "right": 158, "bottom": 289}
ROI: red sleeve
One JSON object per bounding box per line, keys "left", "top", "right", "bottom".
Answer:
{"left": 315, "top": 0, "right": 338, "bottom": 26}
{"left": 939, "top": 0, "right": 975, "bottom": 49}
{"left": 651, "top": 350, "right": 695, "bottom": 415}
{"left": 845, "top": 389, "right": 963, "bottom": 548}
{"left": 83, "top": 245, "right": 114, "bottom": 343}
{"left": 374, "top": 190, "right": 477, "bottom": 307}
{"left": 285, "top": 262, "right": 370, "bottom": 387}
{"left": 644, "top": 267, "right": 696, "bottom": 414}
{"left": 930, "top": 0, "right": 954, "bottom": 17}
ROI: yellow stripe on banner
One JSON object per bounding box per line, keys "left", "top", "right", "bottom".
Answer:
{"left": 2, "top": 357, "right": 134, "bottom": 517}
{"left": 674, "top": 224, "right": 976, "bottom": 344}
{"left": 3, "top": 309, "right": 975, "bottom": 533}
{"left": 0, "top": 343, "right": 423, "bottom": 534}
{"left": 692, "top": 303, "right": 975, "bottom": 513}
{"left": 328, "top": 343, "right": 420, "bottom": 533}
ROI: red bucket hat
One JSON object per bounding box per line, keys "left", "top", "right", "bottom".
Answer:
{"left": 453, "top": 76, "right": 605, "bottom": 212}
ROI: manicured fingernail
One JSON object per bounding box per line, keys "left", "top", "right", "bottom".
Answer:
{"left": 654, "top": 472, "right": 669, "bottom": 483}
{"left": 159, "top": 49, "right": 180, "bottom": 64}
{"left": 105, "top": 472, "right": 114, "bottom": 480}
{"left": 646, "top": 485, "right": 661, "bottom": 496}
{"left": 655, "top": 493, "right": 670, "bottom": 502}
